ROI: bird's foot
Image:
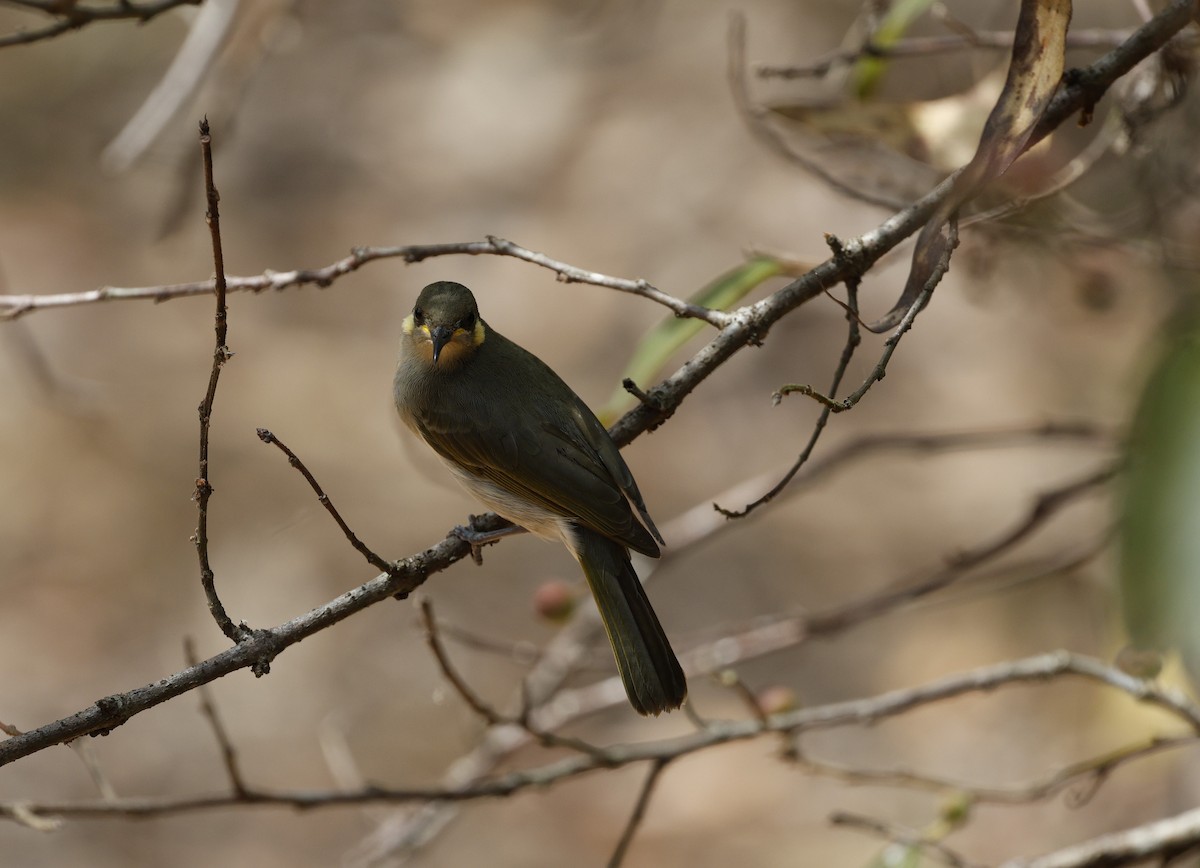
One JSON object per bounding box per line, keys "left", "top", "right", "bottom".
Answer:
{"left": 451, "top": 517, "right": 522, "bottom": 565}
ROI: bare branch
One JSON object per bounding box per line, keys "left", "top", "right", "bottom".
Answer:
{"left": 0, "top": 0, "right": 1189, "bottom": 789}
{"left": 775, "top": 221, "right": 953, "bottom": 408}
{"left": 0, "top": 236, "right": 727, "bottom": 326}
{"left": 793, "top": 734, "right": 1198, "bottom": 806}
{"left": 805, "top": 464, "right": 1116, "bottom": 635}
{"left": 728, "top": 12, "right": 908, "bottom": 210}
{"left": 5, "top": 653, "right": 1197, "bottom": 824}
{"left": 0, "top": 0, "right": 201, "bottom": 50}
{"left": 716, "top": 669, "right": 771, "bottom": 725}
{"left": 830, "top": 811, "right": 974, "bottom": 868}
{"left": 190, "top": 118, "right": 247, "bottom": 645}
{"left": 0, "top": 534, "right": 469, "bottom": 768}
{"left": 184, "top": 637, "right": 247, "bottom": 796}
{"left": 665, "top": 420, "right": 1114, "bottom": 556}
{"left": 356, "top": 521, "right": 1109, "bottom": 864}
{"left": 418, "top": 599, "right": 607, "bottom": 761}
{"left": 256, "top": 428, "right": 394, "bottom": 574}
{"left": 101, "top": 0, "right": 241, "bottom": 173}
{"left": 720, "top": 221, "right": 955, "bottom": 517}
{"left": 715, "top": 267, "right": 862, "bottom": 518}
{"left": 419, "top": 599, "right": 506, "bottom": 727}
{"left": 757, "top": 28, "right": 1133, "bottom": 80}
{"left": 1001, "top": 805, "right": 1200, "bottom": 868}
{"left": 608, "top": 760, "right": 669, "bottom": 868}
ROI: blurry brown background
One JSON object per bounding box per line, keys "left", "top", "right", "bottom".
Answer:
{"left": 0, "top": 1, "right": 1195, "bottom": 866}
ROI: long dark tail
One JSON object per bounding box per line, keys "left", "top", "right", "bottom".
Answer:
{"left": 572, "top": 526, "right": 687, "bottom": 715}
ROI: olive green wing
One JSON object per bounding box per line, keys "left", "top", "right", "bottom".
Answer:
{"left": 413, "top": 386, "right": 661, "bottom": 557}
{"left": 566, "top": 400, "right": 664, "bottom": 547}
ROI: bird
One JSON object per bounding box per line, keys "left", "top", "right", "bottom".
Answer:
{"left": 393, "top": 280, "right": 686, "bottom": 715}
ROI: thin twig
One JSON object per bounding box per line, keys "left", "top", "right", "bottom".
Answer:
{"left": 607, "top": 760, "right": 669, "bottom": 868}
{"left": 663, "top": 420, "right": 1114, "bottom": 556}
{"left": 0, "top": 236, "right": 727, "bottom": 326}
{"left": 419, "top": 599, "right": 505, "bottom": 726}
{"left": 756, "top": 28, "right": 1133, "bottom": 80}
{"left": 728, "top": 12, "right": 907, "bottom": 211}
{"left": 1001, "top": 805, "right": 1200, "bottom": 868}
{"left": 1, "top": 0, "right": 1189, "bottom": 776}
{"left": 193, "top": 118, "right": 246, "bottom": 645}
{"left": 0, "top": 0, "right": 201, "bottom": 49}
{"left": 436, "top": 622, "right": 542, "bottom": 667}
{"left": 791, "top": 734, "right": 1199, "bottom": 806}
{"left": 256, "top": 428, "right": 394, "bottom": 574}
{"left": 806, "top": 464, "right": 1116, "bottom": 636}
{"left": 0, "top": 530, "right": 468, "bottom": 767}
{"left": 5, "top": 653, "right": 1198, "bottom": 823}
{"left": 101, "top": 0, "right": 242, "bottom": 173}
{"left": 419, "top": 599, "right": 606, "bottom": 759}
{"left": 773, "top": 220, "right": 958, "bottom": 415}
{"left": 716, "top": 669, "right": 770, "bottom": 725}
{"left": 353, "top": 524, "right": 1110, "bottom": 866}
{"left": 717, "top": 222, "right": 956, "bottom": 517}
{"left": 715, "top": 272, "right": 862, "bottom": 518}
{"left": 830, "top": 811, "right": 975, "bottom": 868}
{"left": 67, "top": 740, "right": 117, "bottom": 802}
{"left": 183, "top": 637, "right": 248, "bottom": 796}
{"left": 468, "top": 236, "right": 729, "bottom": 327}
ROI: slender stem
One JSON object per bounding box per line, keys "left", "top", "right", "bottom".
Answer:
{"left": 194, "top": 119, "right": 244, "bottom": 644}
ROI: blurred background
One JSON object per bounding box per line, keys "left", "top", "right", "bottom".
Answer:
{"left": 1, "top": 1, "right": 1197, "bottom": 866}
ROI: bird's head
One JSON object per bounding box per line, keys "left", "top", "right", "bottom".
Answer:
{"left": 402, "top": 281, "right": 486, "bottom": 370}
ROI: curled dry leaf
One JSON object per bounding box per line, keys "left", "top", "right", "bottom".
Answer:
{"left": 869, "top": 0, "right": 1072, "bottom": 333}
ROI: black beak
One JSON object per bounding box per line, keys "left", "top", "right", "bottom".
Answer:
{"left": 430, "top": 325, "right": 454, "bottom": 364}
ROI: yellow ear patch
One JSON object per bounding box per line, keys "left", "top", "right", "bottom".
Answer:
{"left": 473, "top": 320, "right": 487, "bottom": 346}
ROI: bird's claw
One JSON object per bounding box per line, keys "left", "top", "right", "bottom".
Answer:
{"left": 452, "top": 523, "right": 494, "bottom": 565}
{"left": 451, "top": 517, "right": 523, "bottom": 565}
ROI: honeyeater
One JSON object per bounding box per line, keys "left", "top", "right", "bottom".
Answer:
{"left": 393, "top": 281, "right": 686, "bottom": 715}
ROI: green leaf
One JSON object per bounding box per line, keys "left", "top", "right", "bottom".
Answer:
{"left": 1119, "top": 308, "right": 1200, "bottom": 681}
{"left": 598, "top": 257, "right": 787, "bottom": 425}
{"left": 850, "top": 0, "right": 938, "bottom": 99}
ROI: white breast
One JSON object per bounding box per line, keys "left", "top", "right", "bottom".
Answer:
{"left": 442, "top": 459, "right": 579, "bottom": 555}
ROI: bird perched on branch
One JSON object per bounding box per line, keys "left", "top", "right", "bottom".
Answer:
{"left": 393, "top": 281, "right": 686, "bottom": 715}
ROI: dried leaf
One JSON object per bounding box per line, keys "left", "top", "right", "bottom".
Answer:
{"left": 974, "top": 0, "right": 1072, "bottom": 177}
{"left": 869, "top": 0, "right": 1072, "bottom": 332}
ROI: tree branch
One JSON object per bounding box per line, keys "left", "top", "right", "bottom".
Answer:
{"left": 793, "top": 734, "right": 1198, "bottom": 807}
{"left": 608, "top": 759, "right": 670, "bottom": 868}
{"left": 830, "top": 811, "right": 973, "bottom": 868}
{"left": 0, "top": 236, "right": 728, "bottom": 326}
{"left": 183, "top": 637, "right": 248, "bottom": 797}
{"left": 0, "top": 0, "right": 1189, "bottom": 794}
{"left": 0, "top": 536, "right": 467, "bottom": 767}
{"left": 0, "top": 0, "right": 202, "bottom": 50}
{"left": 757, "top": 27, "right": 1134, "bottom": 80}
{"left": 1001, "top": 805, "right": 1200, "bottom": 868}
{"left": 193, "top": 118, "right": 246, "bottom": 645}
{"left": 257, "top": 428, "right": 394, "bottom": 574}
{"left": 5, "top": 653, "right": 1197, "bottom": 824}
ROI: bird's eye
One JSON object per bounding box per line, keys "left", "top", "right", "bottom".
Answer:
{"left": 413, "top": 308, "right": 425, "bottom": 325}
{"left": 458, "top": 313, "right": 475, "bottom": 331}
